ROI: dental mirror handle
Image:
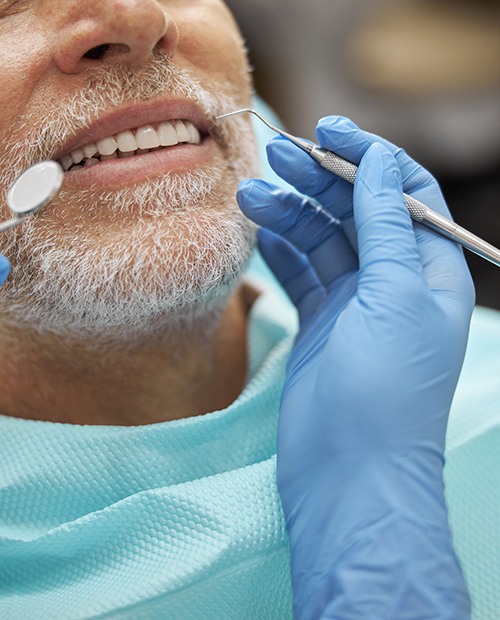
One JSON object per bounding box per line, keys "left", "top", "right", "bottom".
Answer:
{"left": 0, "top": 216, "right": 30, "bottom": 233}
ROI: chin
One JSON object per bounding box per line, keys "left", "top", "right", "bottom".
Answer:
{"left": 0, "top": 197, "right": 257, "bottom": 343}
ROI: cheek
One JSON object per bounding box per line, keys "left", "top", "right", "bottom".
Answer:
{"left": 176, "top": 8, "right": 250, "bottom": 88}
{"left": 0, "top": 25, "right": 50, "bottom": 144}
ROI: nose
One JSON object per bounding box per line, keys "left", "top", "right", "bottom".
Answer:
{"left": 54, "top": 0, "right": 179, "bottom": 74}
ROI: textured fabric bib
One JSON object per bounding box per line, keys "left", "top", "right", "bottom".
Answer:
{"left": 1, "top": 266, "right": 500, "bottom": 619}
{"left": 0, "top": 264, "right": 297, "bottom": 619}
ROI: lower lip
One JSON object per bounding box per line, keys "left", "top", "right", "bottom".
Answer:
{"left": 61, "top": 137, "right": 215, "bottom": 189}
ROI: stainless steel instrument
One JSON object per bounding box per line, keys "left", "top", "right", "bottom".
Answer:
{"left": 217, "top": 108, "right": 500, "bottom": 269}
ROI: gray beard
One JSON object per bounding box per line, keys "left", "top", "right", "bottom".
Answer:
{"left": 0, "top": 55, "right": 260, "bottom": 341}
{"left": 0, "top": 165, "right": 258, "bottom": 341}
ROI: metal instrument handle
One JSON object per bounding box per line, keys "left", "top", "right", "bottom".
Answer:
{"left": 311, "top": 147, "right": 500, "bottom": 268}
{"left": 0, "top": 216, "right": 27, "bottom": 234}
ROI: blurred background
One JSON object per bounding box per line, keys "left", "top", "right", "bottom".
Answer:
{"left": 226, "top": 0, "right": 500, "bottom": 309}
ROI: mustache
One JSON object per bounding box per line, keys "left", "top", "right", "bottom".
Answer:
{"left": 0, "top": 49, "right": 245, "bottom": 189}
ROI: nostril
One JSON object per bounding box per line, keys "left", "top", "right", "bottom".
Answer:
{"left": 83, "top": 44, "right": 112, "bottom": 60}
{"left": 82, "top": 43, "right": 132, "bottom": 62}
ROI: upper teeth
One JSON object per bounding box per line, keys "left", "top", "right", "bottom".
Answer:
{"left": 59, "top": 120, "right": 202, "bottom": 171}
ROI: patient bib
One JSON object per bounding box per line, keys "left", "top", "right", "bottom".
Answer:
{"left": 1, "top": 264, "right": 500, "bottom": 619}
{"left": 0, "top": 263, "right": 297, "bottom": 619}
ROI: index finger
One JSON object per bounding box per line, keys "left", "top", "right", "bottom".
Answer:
{"left": 316, "top": 117, "right": 473, "bottom": 300}
{"left": 268, "top": 116, "right": 473, "bottom": 297}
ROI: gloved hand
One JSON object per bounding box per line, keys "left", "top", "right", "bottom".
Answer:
{"left": 0, "top": 255, "right": 9, "bottom": 286}
{"left": 237, "top": 116, "right": 474, "bottom": 619}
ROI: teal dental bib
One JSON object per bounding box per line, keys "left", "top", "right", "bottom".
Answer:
{"left": 0, "top": 272, "right": 297, "bottom": 619}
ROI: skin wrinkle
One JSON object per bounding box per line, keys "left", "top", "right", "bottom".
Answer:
{"left": 0, "top": 1, "right": 261, "bottom": 424}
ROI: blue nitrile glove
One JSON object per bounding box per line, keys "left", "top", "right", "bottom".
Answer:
{"left": 237, "top": 116, "right": 474, "bottom": 619}
{"left": 0, "top": 255, "right": 10, "bottom": 286}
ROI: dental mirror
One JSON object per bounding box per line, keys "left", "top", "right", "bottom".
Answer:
{"left": 0, "top": 160, "right": 63, "bottom": 233}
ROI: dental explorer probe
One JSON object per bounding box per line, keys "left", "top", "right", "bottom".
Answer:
{"left": 216, "top": 109, "right": 500, "bottom": 269}
{"left": 0, "top": 161, "right": 63, "bottom": 234}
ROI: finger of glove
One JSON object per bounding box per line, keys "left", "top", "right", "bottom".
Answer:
{"left": 267, "top": 117, "right": 447, "bottom": 227}
{"left": 316, "top": 116, "right": 442, "bottom": 205}
{"left": 258, "top": 227, "right": 325, "bottom": 323}
{"left": 413, "top": 216, "right": 475, "bottom": 310}
{"left": 0, "top": 255, "right": 10, "bottom": 285}
{"left": 238, "top": 179, "right": 358, "bottom": 288}
{"left": 316, "top": 116, "right": 463, "bottom": 259}
{"left": 316, "top": 117, "right": 473, "bottom": 305}
{"left": 266, "top": 138, "right": 358, "bottom": 249}
{"left": 354, "top": 143, "right": 423, "bottom": 301}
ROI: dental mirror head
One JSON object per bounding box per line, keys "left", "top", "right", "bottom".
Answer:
{"left": 7, "top": 160, "right": 63, "bottom": 217}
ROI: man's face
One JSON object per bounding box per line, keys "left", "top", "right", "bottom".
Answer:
{"left": 0, "top": 0, "right": 259, "bottom": 338}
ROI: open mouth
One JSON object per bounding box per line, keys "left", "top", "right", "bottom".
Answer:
{"left": 58, "top": 119, "right": 203, "bottom": 173}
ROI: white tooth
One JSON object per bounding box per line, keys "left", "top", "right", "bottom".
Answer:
{"left": 185, "top": 122, "right": 201, "bottom": 144}
{"left": 71, "top": 148, "right": 84, "bottom": 164}
{"left": 135, "top": 125, "right": 160, "bottom": 149}
{"left": 174, "top": 120, "right": 191, "bottom": 143}
{"left": 83, "top": 144, "right": 98, "bottom": 158}
{"left": 71, "top": 164, "right": 83, "bottom": 170}
{"left": 96, "top": 136, "right": 118, "bottom": 156}
{"left": 158, "top": 121, "right": 178, "bottom": 147}
{"left": 101, "top": 153, "right": 118, "bottom": 161}
{"left": 84, "top": 158, "right": 99, "bottom": 167}
{"left": 116, "top": 130, "right": 138, "bottom": 153}
{"left": 61, "top": 155, "right": 73, "bottom": 171}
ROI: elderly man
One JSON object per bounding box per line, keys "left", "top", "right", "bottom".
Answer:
{"left": 0, "top": 1, "right": 495, "bottom": 618}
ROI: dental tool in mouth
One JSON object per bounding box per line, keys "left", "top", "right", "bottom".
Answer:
{"left": 0, "top": 161, "right": 63, "bottom": 234}
{"left": 58, "top": 119, "right": 202, "bottom": 172}
{"left": 216, "top": 108, "right": 500, "bottom": 269}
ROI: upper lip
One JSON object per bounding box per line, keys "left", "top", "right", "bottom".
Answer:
{"left": 53, "top": 98, "right": 214, "bottom": 161}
